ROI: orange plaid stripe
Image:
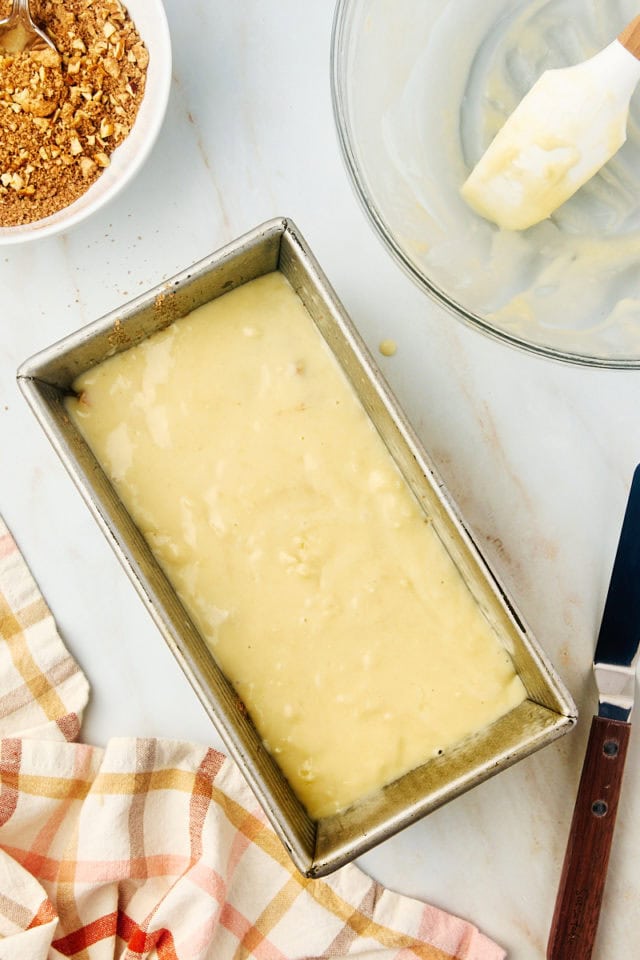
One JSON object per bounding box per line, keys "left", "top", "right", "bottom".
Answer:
{"left": 0, "top": 593, "right": 69, "bottom": 724}
{"left": 27, "top": 897, "right": 57, "bottom": 928}
{"left": 0, "top": 520, "right": 89, "bottom": 745}
{"left": 52, "top": 912, "right": 119, "bottom": 954}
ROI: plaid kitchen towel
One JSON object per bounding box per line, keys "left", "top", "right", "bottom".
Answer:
{"left": 0, "top": 515, "right": 506, "bottom": 960}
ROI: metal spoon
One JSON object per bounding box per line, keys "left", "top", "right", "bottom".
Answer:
{"left": 0, "top": 0, "right": 56, "bottom": 55}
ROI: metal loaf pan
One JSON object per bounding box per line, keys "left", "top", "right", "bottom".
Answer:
{"left": 17, "top": 217, "right": 577, "bottom": 877}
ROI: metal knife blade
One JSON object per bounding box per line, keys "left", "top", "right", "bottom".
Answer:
{"left": 594, "top": 463, "right": 640, "bottom": 722}
{"left": 548, "top": 467, "right": 640, "bottom": 960}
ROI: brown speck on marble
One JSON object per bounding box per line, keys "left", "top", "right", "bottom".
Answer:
{"left": 485, "top": 533, "right": 512, "bottom": 567}
{"left": 537, "top": 537, "right": 558, "bottom": 561}
{"left": 559, "top": 646, "right": 571, "bottom": 668}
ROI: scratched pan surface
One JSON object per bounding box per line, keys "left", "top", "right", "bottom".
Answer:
{"left": 17, "top": 217, "right": 577, "bottom": 877}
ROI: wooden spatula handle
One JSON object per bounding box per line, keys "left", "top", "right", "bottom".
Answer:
{"left": 619, "top": 15, "right": 640, "bottom": 59}
{"left": 547, "top": 715, "right": 631, "bottom": 960}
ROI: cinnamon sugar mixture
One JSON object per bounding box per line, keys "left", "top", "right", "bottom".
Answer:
{"left": 0, "top": 0, "right": 148, "bottom": 226}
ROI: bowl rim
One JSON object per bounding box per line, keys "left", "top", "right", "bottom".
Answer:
{"left": 330, "top": 0, "right": 640, "bottom": 370}
{"left": 0, "top": 0, "right": 172, "bottom": 246}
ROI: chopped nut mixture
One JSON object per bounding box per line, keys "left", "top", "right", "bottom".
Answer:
{"left": 0, "top": 0, "right": 148, "bottom": 226}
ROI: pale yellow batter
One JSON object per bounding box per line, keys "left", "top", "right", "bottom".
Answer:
{"left": 66, "top": 272, "right": 526, "bottom": 818}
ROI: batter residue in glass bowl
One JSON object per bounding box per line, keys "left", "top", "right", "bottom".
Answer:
{"left": 336, "top": 0, "right": 640, "bottom": 363}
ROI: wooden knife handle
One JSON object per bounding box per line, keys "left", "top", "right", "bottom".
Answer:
{"left": 547, "top": 715, "right": 631, "bottom": 960}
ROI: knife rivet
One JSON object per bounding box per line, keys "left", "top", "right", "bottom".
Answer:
{"left": 592, "top": 800, "right": 608, "bottom": 817}
{"left": 603, "top": 740, "right": 619, "bottom": 757}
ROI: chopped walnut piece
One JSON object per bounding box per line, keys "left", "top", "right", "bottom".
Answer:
{"left": 131, "top": 42, "right": 148, "bottom": 70}
{"left": 99, "top": 117, "right": 113, "bottom": 138}
{"left": 79, "top": 156, "right": 96, "bottom": 178}
{"left": 102, "top": 57, "right": 120, "bottom": 78}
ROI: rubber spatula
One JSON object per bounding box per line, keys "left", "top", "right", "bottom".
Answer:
{"left": 460, "top": 16, "right": 640, "bottom": 230}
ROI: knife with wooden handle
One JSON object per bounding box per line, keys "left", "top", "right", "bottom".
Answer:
{"left": 547, "top": 466, "right": 640, "bottom": 959}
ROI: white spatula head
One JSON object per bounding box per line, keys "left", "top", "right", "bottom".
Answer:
{"left": 461, "top": 15, "right": 640, "bottom": 231}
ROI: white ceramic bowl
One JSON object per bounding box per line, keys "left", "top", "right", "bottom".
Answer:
{"left": 332, "top": 0, "right": 640, "bottom": 368}
{"left": 0, "top": 0, "right": 172, "bottom": 245}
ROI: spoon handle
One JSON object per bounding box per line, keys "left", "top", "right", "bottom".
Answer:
{"left": 11, "top": 0, "right": 33, "bottom": 21}
{"left": 619, "top": 15, "right": 640, "bottom": 59}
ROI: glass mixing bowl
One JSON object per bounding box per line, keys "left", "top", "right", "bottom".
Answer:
{"left": 331, "top": 0, "right": 640, "bottom": 367}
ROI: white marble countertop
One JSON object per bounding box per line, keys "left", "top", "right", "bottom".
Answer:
{"left": 1, "top": 2, "right": 639, "bottom": 957}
